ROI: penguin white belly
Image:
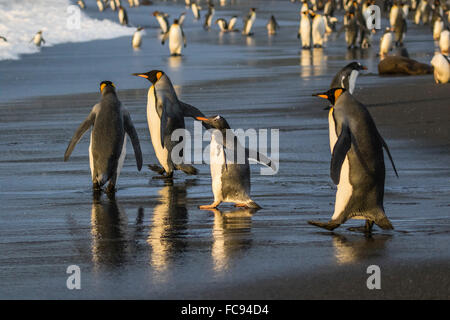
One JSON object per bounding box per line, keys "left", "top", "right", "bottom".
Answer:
{"left": 439, "top": 30, "right": 449, "bottom": 54}
{"left": 433, "top": 21, "right": 443, "bottom": 40}
{"left": 169, "top": 27, "right": 183, "bottom": 55}
{"left": 157, "top": 16, "right": 168, "bottom": 33}
{"left": 210, "top": 134, "right": 225, "bottom": 202}
{"left": 132, "top": 32, "right": 142, "bottom": 48}
{"left": 89, "top": 131, "right": 95, "bottom": 180}
{"left": 312, "top": 17, "right": 325, "bottom": 46}
{"left": 328, "top": 110, "right": 353, "bottom": 221}
{"left": 389, "top": 7, "right": 399, "bottom": 28}
{"left": 300, "top": 18, "right": 311, "bottom": 47}
{"left": 431, "top": 54, "right": 450, "bottom": 83}
{"left": 33, "top": 35, "right": 42, "bottom": 46}
{"left": 116, "top": 136, "right": 127, "bottom": 181}
{"left": 348, "top": 70, "right": 358, "bottom": 94}
{"left": 245, "top": 15, "right": 255, "bottom": 34}
{"left": 119, "top": 10, "right": 125, "bottom": 24}
{"left": 380, "top": 33, "right": 392, "bottom": 55}
{"left": 147, "top": 87, "right": 170, "bottom": 172}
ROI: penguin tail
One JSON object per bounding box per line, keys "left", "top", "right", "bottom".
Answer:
{"left": 371, "top": 207, "right": 394, "bottom": 230}
{"left": 175, "top": 164, "right": 198, "bottom": 175}
{"left": 308, "top": 220, "right": 341, "bottom": 231}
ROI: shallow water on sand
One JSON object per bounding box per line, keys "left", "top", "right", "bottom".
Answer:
{"left": 0, "top": 0, "right": 449, "bottom": 298}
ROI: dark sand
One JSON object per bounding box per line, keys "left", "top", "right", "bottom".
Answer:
{"left": 0, "top": 0, "right": 449, "bottom": 299}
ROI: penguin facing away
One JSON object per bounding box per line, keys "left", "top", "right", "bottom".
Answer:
{"left": 330, "top": 62, "right": 367, "bottom": 94}
{"left": 195, "top": 115, "right": 276, "bottom": 209}
{"left": 309, "top": 88, "right": 398, "bottom": 232}
{"left": 64, "top": 81, "right": 143, "bottom": 194}
{"left": 161, "top": 19, "right": 186, "bottom": 56}
{"left": 131, "top": 70, "right": 208, "bottom": 179}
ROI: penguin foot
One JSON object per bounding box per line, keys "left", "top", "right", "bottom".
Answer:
{"left": 105, "top": 184, "right": 116, "bottom": 195}
{"left": 148, "top": 164, "right": 165, "bottom": 175}
{"left": 93, "top": 182, "right": 102, "bottom": 191}
{"left": 235, "top": 201, "right": 261, "bottom": 209}
{"left": 199, "top": 201, "right": 221, "bottom": 210}
{"left": 175, "top": 164, "right": 198, "bottom": 175}
{"left": 308, "top": 220, "right": 341, "bottom": 231}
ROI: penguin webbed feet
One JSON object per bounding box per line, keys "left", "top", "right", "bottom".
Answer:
{"left": 308, "top": 220, "right": 341, "bottom": 231}
{"left": 148, "top": 164, "right": 165, "bottom": 175}
{"left": 347, "top": 220, "right": 374, "bottom": 234}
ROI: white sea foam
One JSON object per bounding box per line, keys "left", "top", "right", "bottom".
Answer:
{"left": 0, "top": 0, "right": 134, "bottom": 61}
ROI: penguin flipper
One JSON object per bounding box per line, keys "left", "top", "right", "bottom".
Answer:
{"left": 179, "top": 101, "right": 211, "bottom": 129}
{"left": 378, "top": 134, "right": 399, "bottom": 178}
{"left": 124, "top": 111, "right": 143, "bottom": 171}
{"left": 64, "top": 111, "right": 95, "bottom": 161}
{"left": 330, "top": 124, "right": 351, "bottom": 185}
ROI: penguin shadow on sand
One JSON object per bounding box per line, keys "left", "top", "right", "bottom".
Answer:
{"left": 205, "top": 207, "right": 257, "bottom": 273}
{"left": 167, "top": 55, "right": 183, "bottom": 70}
{"left": 90, "top": 193, "right": 142, "bottom": 270}
{"left": 147, "top": 182, "right": 190, "bottom": 279}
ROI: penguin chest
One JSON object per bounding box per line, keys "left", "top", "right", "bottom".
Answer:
{"left": 132, "top": 32, "right": 141, "bottom": 48}
{"left": 169, "top": 27, "right": 182, "bottom": 51}
{"left": 210, "top": 135, "right": 225, "bottom": 200}
{"left": 147, "top": 88, "right": 170, "bottom": 172}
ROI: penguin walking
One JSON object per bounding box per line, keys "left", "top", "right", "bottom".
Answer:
{"left": 298, "top": 9, "right": 311, "bottom": 49}
{"left": 439, "top": 29, "right": 449, "bottom": 55}
{"left": 191, "top": 3, "right": 201, "bottom": 20}
{"left": 204, "top": 4, "right": 215, "bottom": 30}
{"left": 132, "top": 27, "right": 144, "bottom": 49}
{"left": 195, "top": 115, "right": 275, "bottom": 209}
{"left": 153, "top": 11, "right": 170, "bottom": 34}
{"left": 242, "top": 8, "right": 256, "bottom": 36}
{"left": 379, "top": 27, "right": 393, "bottom": 57}
{"left": 118, "top": 6, "right": 128, "bottom": 25}
{"left": 430, "top": 53, "right": 450, "bottom": 83}
{"left": 161, "top": 20, "right": 186, "bottom": 56}
{"left": 310, "top": 10, "right": 326, "bottom": 48}
{"left": 31, "top": 31, "right": 45, "bottom": 47}
{"left": 309, "top": 88, "right": 398, "bottom": 232}
{"left": 64, "top": 81, "right": 143, "bottom": 194}
{"left": 131, "top": 70, "right": 208, "bottom": 179}
{"left": 96, "top": 0, "right": 105, "bottom": 12}
{"left": 330, "top": 62, "right": 367, "bottom": 94}
{"left": 266, "top": 15, "right": 280, "bottom": 35}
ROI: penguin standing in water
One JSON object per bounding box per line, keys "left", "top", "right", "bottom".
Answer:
{"left": 309, "top": 88, "right": 398, "bottom": 232}
{"left": 132, "top": 27, "right": 144, "bottom": 49}
{"left": 31, "top": 30, "right": 45, "bottom": 47}
{"left": 298, "top": 9, "right": 311, "bottom": 49}
{"left": 195, "top": 115, "right": 276, "bottom": 209}
{"left": 161, "top": 19, "right": 186, "bottom": 56}
{"left": 118, "top": 6, "right": 129, "bottom": 26}
{"left": 131, "top": 70, "right": 208, "bottom": 179}
{"left": 242, "top": 8, "right": 256, "bottom": 36}
{"left": 204, "top": 4, "right": 215, "bottom": 30}
{"left": 330, "top": 62, "right": 367, "bottom": 94}
{"left": 64, "top": 81, "right": 143, "bottom": 194}
{"left": 310, "top": 10, "right": 326, "bottom": 47}
{"left": 266, "top": 15, "right": 280, "bottom": 35}
{"left": 153, "top": 11, "right": 170, "bottom": 34}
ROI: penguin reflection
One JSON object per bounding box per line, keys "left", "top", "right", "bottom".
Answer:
{"left": 209, "top": 208, "right": 256, "bottom": 274}
{"left": 90, "top": 196, "right": 129, "bottom": 269}
{"left": 332, "top": 233, "right": 391, "bottom": 265}
{"left": 147, "top": 184, "right": 188, "bottom": 280}
{"left": 300, "top": 48, "right": 326, "bottom": 78}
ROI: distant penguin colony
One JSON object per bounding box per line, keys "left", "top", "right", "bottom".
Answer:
{"left": 54, "top": 0, "right": 450, "bottom": 234}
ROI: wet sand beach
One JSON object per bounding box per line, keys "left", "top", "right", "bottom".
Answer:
{"left": 0, "top": 0, "right": 449, "bottom": 299}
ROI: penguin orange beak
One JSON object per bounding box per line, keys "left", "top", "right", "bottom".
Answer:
{"left": 132, "top": 73, "right": 148, "bottom": 79}
{"left": 312, "top": 93, "right": 329, "bottom": 99}
{"left": 195, "top": 117, "right": 209, "bottom": 122}
{"left": 362, "top": 66, "right": 368, "bottom": 70}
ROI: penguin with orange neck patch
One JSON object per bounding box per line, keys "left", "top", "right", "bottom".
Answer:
{"left": 309, "top": 88, "right": 398, "bottom": 233}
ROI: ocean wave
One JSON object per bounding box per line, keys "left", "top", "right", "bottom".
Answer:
{"left": 0, "top": 0, "right": 134, "bottom": 61}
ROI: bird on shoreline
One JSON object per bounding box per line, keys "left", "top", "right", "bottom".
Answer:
{"left": 267, "top": 15, "right": 280, "bottom": 35}
{"left": 161, "top": 19, "right": 186, "bottom": 56}
{"left": 132, "top": 27, "right": 144, "bottom": 49}
{"left": 64, "top": 81, "right": 143, "bottom": 195}
{"left": 242, "top": 8, "right": 256, "bottom": 36}
{"left": 31, "top": 30, "right": 45, "bottom": 47}
{"left": 153, "top": 11, "right": 170, "bottom": 34}
{"left": 330, "top": 62, "right": 367, "bottom": 94}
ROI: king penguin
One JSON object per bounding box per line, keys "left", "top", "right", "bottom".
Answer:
{"left": 266, "top": 15, "right": 280, "bottom": 35}
{"left": 430, "top": 53, "right": 450, "bottom": 83}
{"left": 132, "top": 27, "right": 144, "bottom": 49}
{"left": 204, "top": 4, "right": 215, "bottom": 30}
{"left": 64, "top": 81, "right": 143, "bottom": 194}
{"left": 31, "top": 30, "right": 45, "bottom": 47}
{"left": 298, "top": 9, "right": 311, "bottom": 49}
{"left": 195, "top": 115, "right": 276, "bottom": 209}
{"left": 153, "top": 11, "right": 170, "bottom": 34}
{"left": 242, "top": 8, "right": 256, "bottom": 36}
{"left": 309, "top": 88, "right": 398, "bottom": 232}
{"left": 118, "top": 5, "right": 129, "bottom": 26}
{"left": 131, "top": 70, "right": 208, "bottom": 179}
{"left": 330, "top": 62, "right": 367, "bottom": 94}
{"left": 309, "top": 10, "right": 326, "bottom": 48}
{"left": 161, "top": 19, "right": 186, "bottom": 56}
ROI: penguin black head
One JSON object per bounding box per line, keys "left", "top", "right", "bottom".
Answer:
{"left": 99, "top": 81, "right": 116, "bottom": 94}
{"left": 132, "top": 70, "right": 164, "bottom": 84}
{"left": 312, "top": 88, "right": 346, "bottom": 107}
{"left": 345, "top": 61, "right": 368, "bottom": 71}
{"left": 173, "top": 19, "right": 179, "bottom": 24}
{"left": 195, "top": 115, "right": 231, "bottom": 130}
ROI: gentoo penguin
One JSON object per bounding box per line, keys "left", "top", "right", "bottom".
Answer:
{"left": 161, "top": 19, "right": 186, "bottom": 56}
{"left": 118, "top": 6, "right": 128, "bottom": 26}
{"left": 204, "top": 4, "right": 215, "bottom": 30}
{"left": 310, "top": 10, "right": 326, "bottom": 48}
{"left": 153, "top": 11, "right": 169, "bottom": 34}
{"left": 96, "top": 0, "right": 105, "bottom": 12}
{"left": 430, "top": 53, "right": 450, "bottom": 83}
{"left": 191, "top": 3, "right": 201, "bottom": 20}
{"left": 132, "top": 27, "right": 144, "bottom": 49}
{"left": 131, "top": 70, "right": 208, "bottom": 179}
{"left": 266, "top": 15, "right": 280, "bottom": 35}
{"left": 379, "top": 27, "right": 393, "bottom": 57}
{"left": 344, "top": 11, "right": 358, "bottom": 49}
{"left": 77, "top": 0, "right": 86, "bottom": 9}
{"left": 298, "top": 9, "right": 312, "bottom": 49}
{"left": 31, "top": 31, "right": 45, "bottom": 47}
{"left": 330, "top": 62, "right": 367, "bottom": 94}
{"left": 242, "top": 8, "right": 256, "bottom": 36}
{"left": 309, "top": 88, "right": 398, "bottom": 232}
{"left": 195, "top": 115, "right": 275, "bottom": 209}
{"left": 439, "top": 29, "right": 450, "bottom": 55}
{"left": 64, "top": 81, "right": 143, "bottom": 193}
